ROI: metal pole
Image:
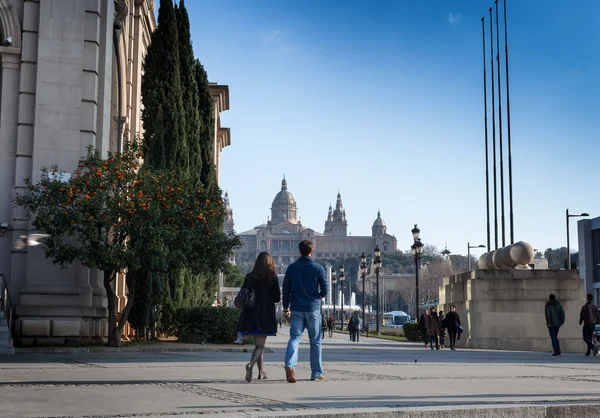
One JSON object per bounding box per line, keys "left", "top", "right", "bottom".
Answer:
{"left": 332, "top": 283, "right": 336, "bottom": 330}
{"left": 362, "top": 273, "right": 366, "bottom": 336}
{"left": 375, "top": 268, "right": 380, "bottom": 334}
{"left": 495, "top": 0, "right": 505, "bottom": 247}
{"left": 566, "top": 209, "right": 570, "bottom": 270}
{"left": 340, "top": 281, "right": 344, "bottom": 331}
{"left": 468, "top": 242, "right": 471, "bottom": 271}
{"left": 415, "top": 256, "right": 420, "bottom": 321}
{"left": 489, "top": 8, "right": 499, "bottom": 250}
{"left": 503, "top": 0, "right": 514, "bottom": 244}
{"left": 482, "top": 17, "right": 491, "bottom": 251}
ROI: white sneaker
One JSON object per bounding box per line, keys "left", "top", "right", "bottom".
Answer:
{"left": 234, "top": 339, "right": 243, "bottom": 344}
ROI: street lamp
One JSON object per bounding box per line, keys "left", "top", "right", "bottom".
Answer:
{"left": 360, "top": 253, "right": 367, "bottom": 335}
{"left": 411, "top": 224, "right": 423, "bottom": 321}
{"left": 566, "top": 209, "right": 589, "bottom": 270}
{"left": 339, "top": 265, "right": 345, "bottom": 330}
{"left": 467, "top": 243, "right": 486, "bottom": 270}
{"left": 373, "top": 246, "right": 382, "bottom": 334}
{"left": 331, "top": 269, "right": 337, "bottom": 330}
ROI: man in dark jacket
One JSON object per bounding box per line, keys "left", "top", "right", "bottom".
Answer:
{"left": 545, "top": 294, "right": 565, "bottom": 356}
{"left": 418, "top": 309, "right": 429, "bottom": 347}
{"left": 443, "top": 305, "right": 461, "bottom": 350}
{"left": 283, "top": 240, "right": 328, "bottom": 382}
{"left": 579, "top": 293, "right": 599, "bottom": 356}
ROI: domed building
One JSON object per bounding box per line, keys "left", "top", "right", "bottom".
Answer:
{"left": 236, "top": 176, "right": 397, "bottom": 270}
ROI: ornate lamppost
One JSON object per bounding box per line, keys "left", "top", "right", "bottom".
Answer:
{"left": 331, "top": 269, "right": 337, "bottom": 329}
{"left": 359, "top": 253, "right": 367, "bottom": 335}
{"left": 339, "top": 265, "right": 345, "bottom": 330}
{"left": 373, "top": 246, "right": 382, "bottom": 334}
{"left": 411, "top": 224, "right": 424, "bottom": 321}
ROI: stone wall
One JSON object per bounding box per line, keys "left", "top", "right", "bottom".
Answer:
{"left": 439, "top": 269, "right": 585, "bottom": 353}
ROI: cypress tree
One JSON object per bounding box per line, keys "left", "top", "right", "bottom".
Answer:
{"left": 194, "top": 59, "right": 217, "bottom": 189}
{"left": 176, "top": 0, "right": 202, "bottom": 180}
{"left": 141, "top": 0, "right": 186, "bottom": 171}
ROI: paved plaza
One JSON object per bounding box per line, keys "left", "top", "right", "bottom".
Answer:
{"left": 1, "top": 329, "right": 600, "bottom": 417}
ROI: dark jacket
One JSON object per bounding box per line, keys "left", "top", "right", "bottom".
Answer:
{"left": 545, "top": 299, "right": 565, "bottom": 328}
{"left": 443, "top": 311, "right": 461, "bottom": 332}
{"left": 579, "top": 301, "right": 599, "bottom": 326}
{"left": 282, "top": 256, "right": 328, "bottom": 312}
{"left": 237, "top": 273, "right": 281, "bottom": 334}
{"left": 425, "top": 313, "right": 441, "bottom": 336}
{"left": 418, "top": 314, "right": 426, "bottom": 331}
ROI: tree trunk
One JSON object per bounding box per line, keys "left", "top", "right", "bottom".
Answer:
{"left": 114, "top": 271, "right": 140, "bottom": 342}
{"left": 103, "top": 270, "right": 119, "bottom": 347}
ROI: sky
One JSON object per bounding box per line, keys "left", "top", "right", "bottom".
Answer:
{"left": 181, "top": 0, "right": 600, "bottom": 256}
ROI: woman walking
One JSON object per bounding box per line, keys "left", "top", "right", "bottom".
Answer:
{"left": 443, "top": 305, "right": 461, "bottom": 350}
{"left": 438, "top": 310, "right": 446, "bottom": 349}
{"left": 237, "top": 252, "right": 281, "bottom": 382}
{"left": 426, "top": 307, "right": 441, "bottom": 350}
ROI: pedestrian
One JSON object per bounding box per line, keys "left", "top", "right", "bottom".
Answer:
{"left": 322, "top": 315, "right": 327, "bottom": 339}
{"left": 419, "top": 309, "right": 429, "bottom": 347}
{"left": 579, "top": 293, "right": 599, "bottom": 356}
{"left": 278, "top": 317, "right": 283, "bottom": 329}
{"left": 327, "top": 316, "right": 334, "bottom": 338}
{"left": 354, "top": 313, "right": 362, "bottom": 342}
{"left": 545, "top": 293, "right": 565, "bottom": 356}
{"left": 282, "top": 240, "right": 328, "bottom": 382}
{"left": 348, "top": 316, "right": 354, "bottom": 340}
{"left": 237, "top": 252, "right": 281, "bottom": 382}
{"left": 438, "top": 310, "right": 446, "bottom": 349}
{"left": 442, "top": 305, "right": 461, "bottom": 350}
{"left": 426, "top": 307, "right": 441, "bottom": 350}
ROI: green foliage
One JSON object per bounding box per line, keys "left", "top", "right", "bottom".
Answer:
{"left": 194, "top": 59, "right": 217, "bottom": 189}
{"left": 176, "top": 0, "right": 201, "bottom": 180}
{"left": 14, "top": 138, "right": 240, "bottom": 345}
{"left": 175, "top": 306, "right": 240, "bottom": 344}
{"left": 223, "top": 263, "right": 245, "bottom": 287}
{"left": 402, "top": 323, "right": 421, "bottom": 342}
{"left": 141, "top": 0, "right": 186, "bottom": 172}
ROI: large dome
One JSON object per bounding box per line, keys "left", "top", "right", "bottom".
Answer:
{"left": 372, "top": 210, "right": 387, "bottom": 236}
{"left": 271, "top": 177, "right": 298, "bottom": 224}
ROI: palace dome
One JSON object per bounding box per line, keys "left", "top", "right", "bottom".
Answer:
{"left": 271, "top": 177, "right": 298, "bottom": 224}
{"left": 372, "top": 210, "right": 387, "bottom": 236}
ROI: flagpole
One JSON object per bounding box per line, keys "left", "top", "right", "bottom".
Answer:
{"left": 489, "top": 7, "right": 499, "bottom": 250}
{"left": 495, "top": 0, "right": 505, "bottom": 247}
{"left": 482, "top": 17, "right": 491, "bottom": 251}
{"left": 503, "top": 0, "right": 515, "bottom": 244}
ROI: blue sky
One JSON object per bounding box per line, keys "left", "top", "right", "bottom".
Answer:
{"left": 182, "top": 0, "right": 599, "bottom": 255}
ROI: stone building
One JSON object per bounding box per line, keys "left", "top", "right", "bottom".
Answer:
{"left": 0, "top": 0, "right": 231, "bottom": 344}
{"left": 235, "top": 177, "right": 398, "bottom": 271}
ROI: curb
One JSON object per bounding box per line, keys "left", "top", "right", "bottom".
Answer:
{"left": 14, "top": 346, "right": 272, "bottom": 354}
{"left": 150, "top": 403, "right": 600, "bottom": 418}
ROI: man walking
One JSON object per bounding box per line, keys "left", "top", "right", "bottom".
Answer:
{"left": 579, "top": 293, "right": 599, "bottom": 356}
{"left": 282, "top": 240, "right": 328, "bottom": 382}
{"left": 442, "top": 305, "right": 461, "bottom": 350}
{"left": 545, "top": 294, "right": 565, "bottom": 356}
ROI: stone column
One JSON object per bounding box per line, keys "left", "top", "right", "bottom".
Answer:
{"left": 0, "top": 48, "right": 21, "bottom": 297}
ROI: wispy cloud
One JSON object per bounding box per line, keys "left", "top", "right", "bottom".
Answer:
{"left": 448, "top": 13, "right": 462, "bottom": 26}
{"left": 261, "top": 29, "right": 293, "bottom": 54}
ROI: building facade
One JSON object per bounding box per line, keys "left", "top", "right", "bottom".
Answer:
{"left": 0, "top": 0, "right": 231, "bottom": 344}
{"left": 235, "top": 177, "right": 398, "bottom": 271}
{"left": 578, "top": 216, "right": 600, "bottom": 303}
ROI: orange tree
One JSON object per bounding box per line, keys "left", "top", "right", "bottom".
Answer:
{"left": 15, "top": 140, "right": 239, "bottom": 346}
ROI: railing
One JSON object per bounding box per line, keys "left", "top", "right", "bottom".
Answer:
{"left": 0, "top": 273, "right": 14, "bottom": 347}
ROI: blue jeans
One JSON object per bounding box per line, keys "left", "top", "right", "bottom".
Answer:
{"left": 583, "top": 324, "right": 595, "bottom": 351}
{"left": 285, "top": 310, "right": 323, "bottom": 379}
{"left": 548, "top": 326, "right": 560, "bottom": 353}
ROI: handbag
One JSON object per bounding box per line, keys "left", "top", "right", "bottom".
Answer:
{"left": 234, "top": 278, "right": 256, "bottom": 310}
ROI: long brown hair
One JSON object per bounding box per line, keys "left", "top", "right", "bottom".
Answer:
{"left": 250, "top": 252, "right": 277, "bottom": 282}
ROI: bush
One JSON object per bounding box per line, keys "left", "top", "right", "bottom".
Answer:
{"left": 402, "top": 323, "right": 422, "bottom": 342}
{"left": 175, "top": 306, "right": 240, "bottom": 344}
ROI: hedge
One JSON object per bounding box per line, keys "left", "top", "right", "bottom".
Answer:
{"left": 175, "top": 306, "right": 240, "bottom": 344}
{"left": 402, "top": 323, "right": 422, "bottom": 342}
